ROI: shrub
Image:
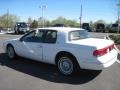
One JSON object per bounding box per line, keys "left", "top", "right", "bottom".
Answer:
{"left": 109, "top": 35, "right": 120, "bottom": 44}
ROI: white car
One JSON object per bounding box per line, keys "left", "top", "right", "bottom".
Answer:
{"left": 3, "top": 27, "right": 118, "bottom": 76}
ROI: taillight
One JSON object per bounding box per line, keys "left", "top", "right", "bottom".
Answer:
{"left": 93, "top": 48, "right": 108, "bottom": 57}
{"left": 93, "top": 44, "right": 115, "bottom": 57}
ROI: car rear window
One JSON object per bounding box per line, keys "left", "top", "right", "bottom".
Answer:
{"left": 69, "top": 30, "right": 90, "bottom": 41}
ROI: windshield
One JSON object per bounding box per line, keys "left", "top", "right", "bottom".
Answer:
{"left": 112, "top": 24, "right": 118, "bottom": 27}
{"left": 97, "top": 24, "right": 105, "bottom": 29}
{"left": 82, "top": 23, "right": 89, "bottom": 27}
{"left": 17, "top": 23, "right": 28, "bottom": 28}
{"left": 69, "top": 30, "right": 90, "bottom": 41}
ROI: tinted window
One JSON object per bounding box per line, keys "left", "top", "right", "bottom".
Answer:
{"left": 69, "top": 30, "right": 90, "bottom": 41}
{"left": 82, "top": 23, "right": 90, "bottom": 29}
{"left": 22, "top": 30, "right": 57, "bottom": 43}
{"left": 22, "top": 30, "right": 45, "bottom": 42}
{"left": 44, "top": 30, "right": 57, "bottom": 43}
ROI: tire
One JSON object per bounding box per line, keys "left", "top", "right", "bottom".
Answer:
{"left": 15, "top": 31, "right": 17, "bottom": 34}
{"left": 57, "top": 54, "right": 80, "bottom": 76}
{"left": 7, "top": 45, "right": 16, "bottom": 59}
{"left": 15, "top": 31, "right": 19, "bottom": 34}
{"left": 96, "top": 30, "right": 98, "bottom": 32}
{"left": 109, "top": 30, "right": 112, "bottom": 33}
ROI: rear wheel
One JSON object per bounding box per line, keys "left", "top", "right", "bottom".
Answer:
{"left": 7, "top": 45, "right": 16, "bottom": 59}
{"left": 57, "top": 54, "right": 80, "bottom": 76}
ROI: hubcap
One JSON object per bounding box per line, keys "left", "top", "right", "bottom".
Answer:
{"left": 7, "top": 46, "right": 15, "bottom": 58}
{"left": 58, "top": 57, "right": 73, "bottom": 75}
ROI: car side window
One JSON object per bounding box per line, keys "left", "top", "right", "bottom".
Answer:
{"left": 22, "top": 30, "right": 45, "bottom": 43}
{"left": 44, "top": 30, "right": 57, "bottom": 43}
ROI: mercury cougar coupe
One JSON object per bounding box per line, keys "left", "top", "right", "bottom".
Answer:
{"left": 3, "top": 27, "right": 118, "bottom": 76}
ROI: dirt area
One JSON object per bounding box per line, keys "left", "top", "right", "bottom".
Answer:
{"left": 116, "top": 45, "right": 120, "bottom": 50}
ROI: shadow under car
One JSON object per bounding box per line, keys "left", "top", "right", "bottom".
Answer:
{"left": 0, "top": 53, "right": 101, "bottom": 85}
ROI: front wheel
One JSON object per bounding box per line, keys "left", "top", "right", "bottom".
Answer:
{"left": 57, "top": 55, "right": 80, "bottom": 76}
{"left": 7, "top": 45, "right": 16, "bottom": 59}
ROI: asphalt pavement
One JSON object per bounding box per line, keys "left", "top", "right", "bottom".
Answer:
{"left": 0, "top": 33, "right": 120, "bottom": 90}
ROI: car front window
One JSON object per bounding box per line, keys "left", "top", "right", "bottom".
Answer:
{"left": 22, "top": 30, "right": 45, "bottom": 42}
{"left": 69, "top": 30, "right": 90, "bottom": 41}
{"left": 21, "top": 30, "right": 57, "bottom": 43}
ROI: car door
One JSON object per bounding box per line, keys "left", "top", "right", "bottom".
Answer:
{"left": 42, "top": 30, "right": 57, "bottom": 64}
{"left": 16, "top": 30, "right": 45, "bottom": 61}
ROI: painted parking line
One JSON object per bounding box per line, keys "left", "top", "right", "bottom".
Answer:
{"left": 0, "top": 33, "right": 5, "bottom": 34}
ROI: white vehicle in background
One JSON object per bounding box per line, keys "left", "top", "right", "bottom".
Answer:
{"left": 14, "top": 22, "right": 30, "bottom": 34}
{"left": 109, "top": 24, "right": 120, "bottom": 33}
{"left": 3, "top": 27, "right": 118, "bottom": 76}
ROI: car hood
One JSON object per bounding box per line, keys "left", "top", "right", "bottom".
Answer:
{"left": 6, "top": 38, "right": 20, "bottom": 43}
{"left": 70, "top": 38, "right": 114, "bottom": 49}
{"left": 9, "top": 38, "right": 20, "bottom": 41}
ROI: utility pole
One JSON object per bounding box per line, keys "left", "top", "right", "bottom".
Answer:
{"left": 117, "top": 0, "right": 120, "bottom": 33}
{"left": 79, "top": 4, "right": 82, "bottom": 28}
{"left": 39, "top": 5, "right": 47, "bottom": 28}
{"left": 7, "top": 9, "right": 9, "bottom": 31}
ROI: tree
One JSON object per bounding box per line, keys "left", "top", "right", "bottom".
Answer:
{"left": 115, "top": 19, "right": 120, "bottom": 24}
{"left": 94, "top": 20, "right": 106, "bottom": 24}
{"left": 27, "top": 17, "right": 33, "bottom": 25}
{"left": 89, "top": 21, "right": 93, "bottom": 27}
{"left": 45, "top": 20, "right": 50, "bottom": 27}
{"left": 38, "top": 17, "right": 51, "bottom": 27}
{"left": 50, "top": 16, "right": 79, "bottom": 27}
{"left": 0, "top": 13, "right": 20, "bottom": 29}
{"left": 65, "top": 19, "right": 79, "bottom": 27}
{"left": 31, "top": 20, "right": 38, "bottom": 28}
{"left": 38, "top": 17, "right": 43, "bottom": 28}
{"left": 93, "top": 20, "right": 106, "bottom": 28}
{"left": 51, "top": 16, "right": 66, "bottom": 25}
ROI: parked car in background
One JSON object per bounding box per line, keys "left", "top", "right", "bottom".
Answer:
{"left": 53, "top": 24, "right": 65, "bottom": 27}
{"left": 96, "top": 23, "right": 106, "bottom": 32}
{"left": 3, "top": 27, "right": 118, "bottom": 76}
{"left": 109, "top": 24, "right": 120, "bottom": 33}
{"left": 14, "top": 22, "right": 30, "bottom": 34}
{"left": 82, "top": 23, "right": 91, "bottom": 32}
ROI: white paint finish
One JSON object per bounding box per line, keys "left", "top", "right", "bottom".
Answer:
{"left": 16, "top": 41, "right": 43, "bottom": 61}
{"left": 69, "top": 38, "right": 114, "bottom": 49}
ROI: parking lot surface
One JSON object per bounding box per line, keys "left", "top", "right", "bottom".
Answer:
{"left": 0, "top": 33, "right": 120, "bottom": 90}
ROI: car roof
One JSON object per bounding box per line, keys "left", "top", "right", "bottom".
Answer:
{"left": 36, "top": 27, "right": 85, "bottom": 32}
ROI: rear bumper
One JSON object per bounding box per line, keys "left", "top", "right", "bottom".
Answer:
{"left": 80, "top": 55, "right": 117, "bottom": 70}
{"left": 16, "top": 28, "right": 29, "bottom": 33}
{"left": 79, "top": 49, "right": 118, "bottom": 70}
{"left": 19, "top": 30, "right": 28, "bottom": 33}
{"left": 109, "top": 28, "right": 119, "bottom": 32}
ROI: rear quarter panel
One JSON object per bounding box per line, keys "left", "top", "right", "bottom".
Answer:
{"left": 49, "top": 43, "right": 97, "bottom": 65}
